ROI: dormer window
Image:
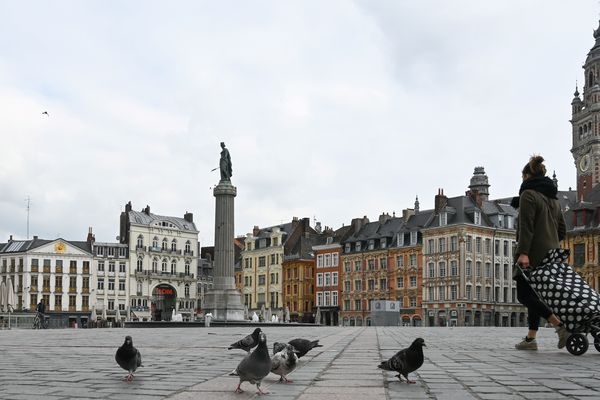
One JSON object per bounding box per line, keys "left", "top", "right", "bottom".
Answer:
{"left": 356, "top": 242, "right": 362, "bottom": 252}
{"left": 498, "top": 215, "right": 503, "bottom": 228}
{"left": 272, "top": 237, "right": 278, "bottom": 246}
{"left": 368, "top": 240, "right": 374, "bottom": 250}
{"left": 439, "top": 212, "right": 447, "bottom": 226}
{"left": 345, "top": 243, "right": 351, "bottom": 253}
{"left": 410, "top": 231, "right": 418, "bottom": 245}
{"left": 474, "top": 211, "right": 481, "bottom": 225}
{"left": 380, "top": 239, "right": 386, "bottom": 249}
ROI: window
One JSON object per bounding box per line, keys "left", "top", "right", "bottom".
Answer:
{"left": 485, "top": 263, "right": 491, "bottom": 278}
{"left": 109, "top": 262, "right": 115, "bottom": 272}
{"left": 171, "top": 261, "right": 176, "bottom": 275}
{"left": 495, "top": 240, "right": 500, "bottom": 255}
{"left": 345, "top": 243, "right": 351, "bottom": 253}
{"left": 380, "top": 279, "right": 387, "bottom": 290}
{"left": 428, "top": 239, "right": 435, "bottom": 254}
{"left": 258, "top": 275, "right": 266, "bottom": 286}
{"left": 332, "top": 253, "right": 339, "bottom": 266}
{"left": 137, "top": 281, "right": 142, "bottom": 294}
{"left": 108, "top": 300, "right": 114, "bottom": 310}
{"left": 504, "top": 264, "right": 509, "bottom": 280}
{"left": 137, "top": 235, "right": 144, "bottom": 248}
{"left": 450, "top": 285, "right": 457, "bottom": 300}
{"left": 258, "top": 256, "right": 266, "bottom": 267}
{"left": 345, "top": 281, "right": 351, "bottom": 291}
{"left": 356, "top": 242, "right": 362, "bottom": 251}
{"left": 108, "top": 279, "right": 115, "bottom": 291}
{"left": 354, "top": 280, "right": 362, "bottom": 291}
{"left": 354, "top": 299, "right": 362, "bottom": 311}
{"left": 466, "top": 260, "right": 472, "bottom": 276}
{"left": 317, "top": 273, "right": 323, "bottom": 287}
{"left": 98, "top": 279, "right": 104, "bottom": 290}
{"left": 270, "top": 273, "right": 277, "bottom": 284}
{"left": 503, "top": 241, "right": 509, "bottom": 257}
{"left": 152, "top": 258, "right": 158, "bottom": 273}
{"left": 476, "top": 262, "right": 482, "bottom": 277}
{"left": 428, "top": 287, "right": 434, "bottom": 301}
{"left": 409, "top": 254, "right": 416, "bottom": 266}
{"left": 82, "top": 277, "right": 89, "bottom": 290}
{"left": 185, "top": 284, "right": 190, "bottom": 297}
{"left": 55, "top": 295, "right": 62, "bottom": 309}
{"left": 380, "top": 258, "right": 387, "bottom": 270}
{"left": 69, "top": 261, "right": 77, "bottom": 274}
{"left": 317, "top": 292, "right": 323, "bottom": 306}
{"left": 69, "top": 276, "right": 77, "bottom": 291}
{"left": 438, "top": 287, "right": 445, "bottom": 301}
{"left": 98, "top": 262, "right": 105, "bottom": 272}
{"left": 410, "top": 276, "right": 417, "bottom": 287}
{"left": 272, "top": 237, "right": 278, "bottom": 246}
{"left": 474, "top": 211, "right": 481, "bottom": 225}
{"left": 161, "top": 259, "right": 167, "bottom": 272}
{"left": 450, "top": 260, "right": 458, "bottom": 276}
{"left": 119, "top": 280, "right": 125, "bottom": 291}
{"left": 410, "top": 231, "right": 417, "bottom": 245}
{"left": 485, "top": 238, "right": 491, "bottom": 254}
{"left": 428, "top": 263, "right": 435, "bottom": 278}
{"left": 450, "top": 236, "right": 458, "bottom": 252}
{"left": 466, "top": 285, "right": 472, "bottom": 300}
{"left": 476, "top": 286, "right": 481, "bottom": 300}
{"left": 137, "top": 258, "right": 143, "bottom": 272}
{"left": 152, "top": 237, "right": 158, "bottom": 248}
{"left": 97, "top": 247, "right": 104, "bottom": 256}
{"left": 495, "top": 263, "right": 500, "bottom": 279}
{"left": 185, "top": 241, "right": 191, "bottom": 253}
{"left": 69, "top": 295, "right": 76, "bottom": 308}
{"left": 332, "top": 291, "right": 338, "bottom": 306}
{"left": 317, "top": 254, "right": 323, "bottom": 267}
{"left": 475, "top": 237, "right": 482, "bottom": 253}
{"left": 574, "top": 243, "right": 585, "bottom": 267}
{"left": 397, "top": 277, "right": 404, "bottom": 288}
{"left": 439, "top": 212, "right": 447, "bottom": 226}
{"left": 368, "top": 240, "right": 374, "bottom": 250}
{"left": 354, "top": 261, "right": 361, "bottom": 272}
{"left": 368, "top": 279, "right": 375, "bottom": 290}
{"left": 332, "top": 272, "right": 338, "bottom": 286}
{"left": 344, "top": 261, "right": 351, "bottom": 272}
{"left": 55, "top": 276, "right": 62, "bottom": 288}
{"left": 270, "top": 254, "right": 277, "bottom": 265}
{"left": 410, "top": 296, "right": 417, "bottom": 307}
{"left": 119, "top": 263, "right": 126, "bottom": 273}
{"left": 325, "top": 273, "right": 331, "bottom": 286}
{"left": 466, "top": 236, "right": 472, "bottom": 252}
{"left": 439, "top": 238, "right": 446, "bottom": 253}
{"left": 485, "top": 287, "right": 491, "bottom": 301}
{"left": 396, "top": 256, "right": 404, "bottom": 268}
{"left": 162, "top": 238, "right": 168, "bottom": 250}
{"left": 171, "top": 239, "right": 177, "bottom": 251}
{"left": 368, "top": 259, "right": 375, "bottom": 270}
{"left": 439, "top": 262, "right": 446, "bottom": 277}
{"left": 108, "top": 247, "right": 115, "bottom": 257}
{"left": 324, "top": 254, "right": 331, "bottom": 267}
{"left": 324, "top": 291, "right": 331, "bottom": 306}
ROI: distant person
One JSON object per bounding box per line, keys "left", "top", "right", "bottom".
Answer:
{"left": 36, "top": 300, "right": 46, "bottom": 316}
{"left": 512, "top": 155, "right": 569, "bottom": 350}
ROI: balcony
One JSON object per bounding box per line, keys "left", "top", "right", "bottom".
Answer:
{"left": 55, "top": 287, "right": 63, "bottom": 294}
{"left": 136, "top": 245, "right": 147, "bottom": 252}
{"left": 82, "top": 288, "right": 90, "bottom": 294}
{"left": 82, "top": 268, "right": 90, "bottom": 275}
{"left": 149, "top": 247, "right": 162, "bottom": 253}
{"left": 82, "top": 306, "right": 89, "bottom": 312}
{"left": 56, "top": 267, "right": 63, "bottom": 274}
{"left": 69, "top": 288, "right": 77, "bottom": 294}
{"left": 43, "top": 266, "right": 51, "bottom": 273}
{"left": 31, "top": 266, "right": 39, "bottom": 273}
{"left": 69, "top": 268, "right": 77, "bottom": 275}
{"left": 69, "top": 306, "right": 76, "bottom": 312}
{"left": 184, "top": 250, "right": 194, "bottom": 256}
{"left": 170, "top": 249, "right": 182, "bottom": 255}
{"left": 42, "top": 286, "right": 51, "bottom": 293}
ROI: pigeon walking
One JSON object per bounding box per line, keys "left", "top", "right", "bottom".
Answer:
{"left": 115, "top": 335, "right": 142, "bottom": 382}
{"left": 271, "top": 343, "right": 299, "bottom": 383}
{"left": 230, "top": 331, "right": 272, "bottom": 395}
{"left": 228, "top": 327, "right": 262, "bottom": 353}
{"left": 287, "top": 338, "right": 323, "bottom": 358}
{"left": 378, "top": 337, "right": 426, "bottom": 384}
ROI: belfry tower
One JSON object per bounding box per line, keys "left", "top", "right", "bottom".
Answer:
{"left": 571, "top": 20, "right": 600, "bottom": 199}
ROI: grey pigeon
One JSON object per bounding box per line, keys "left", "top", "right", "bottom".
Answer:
{"left": 378, "top": 337, "right": 426, "bottom": 384}
{"left": 115, "top": 335, "right": 142, "bottom": 381}
{"left": 229, "top": 327, "right": 262, "bottom": 353}
{"left": 271, "top": 343, "right": 299, "bottom": 383}
{"left": 42, "top": 111, "right": 49, "bottom": 116}
{"left": 287, "top": 338, "right": 323, "bottom": 358}
{"left": 230, "top": 331, "right": 272, "bottom": 394}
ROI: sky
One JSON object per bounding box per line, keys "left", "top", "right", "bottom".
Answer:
{"left": 0, "top": 1, "right": 597, "bottom": 246}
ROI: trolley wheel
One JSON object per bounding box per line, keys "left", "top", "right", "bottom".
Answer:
{"left": 566, "top": 333, "right": 588, "bottom": 356}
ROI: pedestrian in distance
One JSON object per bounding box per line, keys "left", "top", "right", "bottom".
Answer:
{"left": 512, "top": 155, "right": 570, "bottom": 350}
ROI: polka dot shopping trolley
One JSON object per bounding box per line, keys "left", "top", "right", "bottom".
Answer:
{"left": 523, "top": 248, "right": 600, "bottom": 355}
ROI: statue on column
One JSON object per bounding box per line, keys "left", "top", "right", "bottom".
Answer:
{"left": 219, "top": 142, "right": 232, "bottom": 181}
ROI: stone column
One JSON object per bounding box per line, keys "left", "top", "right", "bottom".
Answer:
{"left": 203, "top": 180, "right": 245, "bottom": 321}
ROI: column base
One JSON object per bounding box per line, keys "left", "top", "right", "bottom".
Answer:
{"left": 203, "top": 289, "right": 245, "bottom": 321}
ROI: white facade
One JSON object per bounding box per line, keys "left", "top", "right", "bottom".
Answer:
{"left": 122, "top": 205, "right": 199, "bottom": 321}
{"left": 92, "top": 242, "right": 129, "bottom": 322}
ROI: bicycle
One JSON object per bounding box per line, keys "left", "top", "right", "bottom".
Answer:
{"left": 32, "top": 312, "right": 48, "bottom": 329}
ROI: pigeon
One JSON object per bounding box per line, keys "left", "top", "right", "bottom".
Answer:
{"left": 271, "top": 343, "right": 299, "bottom": 383}
{"left": 228, "top": 327, "right": 262, "bottom": 353}
{"left": 42, "top": 111, "right": 49, "bottom": 116}
{"left": 287, "top": 338, "right": 323, "bottom": 358}
{"left": 230, "top": 331, "right": 272, "bottom": 395}
{"left": 378, "top": 337, "right": 426, "bottom": 384}
{"left": 115, "top": 335, "right": 142, "bottom": 381}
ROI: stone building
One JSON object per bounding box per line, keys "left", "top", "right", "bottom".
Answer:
{"left": 119, "top": 202, "right": 198, "bottom": 321}
{"left": 0, "top": 235, "right": 93, "bottom": 328}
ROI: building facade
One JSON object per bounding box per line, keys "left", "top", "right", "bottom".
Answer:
{"left": 119, "top": 202, "right": 198, "bottom": 321}
{"left": 0, "top": 236, "right": 93, "bottom": 327}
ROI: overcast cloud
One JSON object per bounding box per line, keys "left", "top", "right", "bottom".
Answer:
{"left": 0, "top": 1, "right": 597, "bottom": 246}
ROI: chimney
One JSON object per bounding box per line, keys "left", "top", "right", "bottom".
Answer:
{"left": 253, "top": 226, "right": 260, "bottom": 237}
{"left": 144, "top": 205, "right": 151, "bottom": 215}
{"left": 125, "top": 201, "right": 132, "bottom": 213}
{"left": 379, "top": 212, "right": 391, "bottom": 224}
{"left": 184, "top": 212, "right": 194, "bottom": 223}
{"left": 402, "top": 208, "right": 415, "bottom": 222}
{"left": 301, "top": 217, "right": 310, "bottom": 232}
{"left": 33, "top": 235, "right": 38, "bottom": 240}
{"left": 9, "top": 235, "right": 13, "bottom": 242}
{"left": 315, "top": 221, "right": 322, "bottom": 233}
{"left": 87, "top": 227, "right": 95, "bottom": 244}
{"left": 434, "top": 188, "right": 448, "bottom": 214}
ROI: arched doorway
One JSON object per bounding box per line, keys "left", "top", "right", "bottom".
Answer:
{"left": 412, "top": 316, "right": 422, "bottom": 327}
{"left": 152, "top": 284, "right": 177, "bottom": 321}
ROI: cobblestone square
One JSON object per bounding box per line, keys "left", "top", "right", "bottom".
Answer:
{"left": 1, "top": 326, "right": 600, "bottom": 400}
